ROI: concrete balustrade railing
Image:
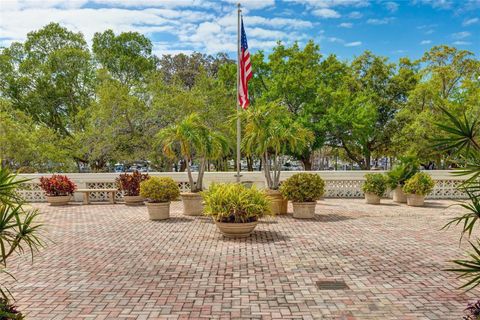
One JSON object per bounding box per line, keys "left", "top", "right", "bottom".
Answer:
{"left": 16, "top": 170, "right": 468, "bottom": 202}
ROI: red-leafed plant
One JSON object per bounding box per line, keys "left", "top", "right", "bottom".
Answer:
{"left": 116, "top": 171, "right": 149, "bottom": 196}
{"left": 39, "top": 175, "right": 76, "bottom": 196}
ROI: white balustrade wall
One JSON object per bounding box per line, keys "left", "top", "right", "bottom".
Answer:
{"left": 16, "top": 170, "right": 468, "bottom": 203}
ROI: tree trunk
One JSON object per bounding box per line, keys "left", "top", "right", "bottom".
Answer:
{"left": 300, "top": 153, "right": 312, "bottom": 171}
{"left": 179, "top": 160, "right": 186, "bottom": 172}
{"left": 246, "top": 156, "right": 254, "bottom": 171}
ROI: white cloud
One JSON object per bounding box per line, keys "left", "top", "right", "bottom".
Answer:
{"left": 385, "top": 1, "right": 398, "bottom": 12}
{"left": 223, "top": 0, "right": 275, "bottom": 10}
{"left": 348, "top": 11, "right": 363, "bottom": 19}
{"left": 414, "top": 0, "right": 453, "bottom": 9}
{"left": 367, "top": 17, "right": 395, "bottom": 25}
{"left": 453, "top": 40, "right": 471, "bottom": 45}
{"left": 463, "top": 17, "right": 479, "bottom": 26}
{"left": 312, "top": 8, "right": 341, "bottom": 18}
{"left": 328, "top": 36, "right": 344, "bottom": 43}
{"left": 339, "top": 22, "right": 353, "bottom": 28}
{"left": 344, "top": 41, "right": 361, "bottom": 47}
{"left": 452, "top": 31, "right": 471, "bottom": 39}
{"left": 420, "top": 40, "right": 432, "bottom": 45}
{"left": 288, "top": 0, "right": 368, "bottom": 8}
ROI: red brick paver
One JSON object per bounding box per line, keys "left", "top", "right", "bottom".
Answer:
{"left": 4, "top": 199, "right": 479, "bottom": 319}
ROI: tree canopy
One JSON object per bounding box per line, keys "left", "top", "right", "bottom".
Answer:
{"left": 0, "top": 24, "right": 479, "bottom": 172}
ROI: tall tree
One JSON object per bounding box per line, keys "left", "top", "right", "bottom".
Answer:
{"left": 0, "top": 23, "right": 94, "bottom": 135}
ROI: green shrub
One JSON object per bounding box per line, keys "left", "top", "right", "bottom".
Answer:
{"left": 402, "top": 172, "right": 435, "bottom": 196}
{"left": 362, "top": 173, "right": 387, "bottom": 196}
{"left": 279, "top": 173, "right": 325, "bottom": 202}
{"left": 202, "top": 183, "right": 271, "bottom": 223}
{"left": 16, "top": 166, "right": 36, "bottom": 174}
{"left": 0, "top": 298, "right": 24, "bottom": 319}
{"left": 386, "top": 157, "right": 419, "bottom": 189}
{"left": 140, "top": 177, "right": 180, "bottom": 202}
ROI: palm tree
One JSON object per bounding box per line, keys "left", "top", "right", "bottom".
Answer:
{"left": 157, "top": 113, "right": 228, "bottom": 192}
{"left": 243, "top": 102, "right": 313, "bottom": 190}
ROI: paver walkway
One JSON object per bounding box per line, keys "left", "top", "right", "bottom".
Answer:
{"left": 4, "top": 199, "right": 479, "bottom": 319}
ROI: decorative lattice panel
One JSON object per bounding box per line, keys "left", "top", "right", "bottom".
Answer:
{"left": 324, "top": 180, "right": 364, "bottom": 198}
{"left": 17, "top": 183, "right": 46, "bottom": 202}
{"left": 427, "top": 180, "right": 466, "bottom": 199}
{"left": 178, "top": 182, "right": 191, "bottom": 192}
{"left": 85, "top": 182, "right": 123, "bottom": 201}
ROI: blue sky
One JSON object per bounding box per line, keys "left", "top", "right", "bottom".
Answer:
{"left": 0, "top": 0, "right": 478, "bottom": 62}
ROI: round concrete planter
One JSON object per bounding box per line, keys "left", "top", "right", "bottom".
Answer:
{"left": 181, "top": 192, "right": 203, "bottom": 216}
{"left": 123, "top": 195, "right": 144, "bottom": 206}
{"left": 266, "top": 189, "right": 288, "bottom": 215}
{"left": 214, "top": 220, "right": 258, "bottom": 238}
{"left": 392, "top": 186, "right": 407, "bottom": 203}
{"left": 406, "top": 194, "right": 425, "bottom": 207}
{"left": 46, "top": 195, "right": 71, "bottom": 206}
{"left": 365, "top": 192, "right": 381, "bottom": 205}
{"left": 292, "top": 202, "right": 316, "bottom": 219}
{"left": 146, "top": 202, "right": 170, "bottom": 220}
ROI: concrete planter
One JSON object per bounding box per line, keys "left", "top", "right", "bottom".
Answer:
{"left": 392, "top": 186, "right": 407, "bottom": 203}
{"left": 146, "top": 202, "right": 170, "bottom": 220}
{"left": 406, "top": 194, "right": 425, "bottom": 207}
{"left": 123, "top": 195, "right": 144, "bottom": 206}
{"left": 46, "top": 195, "right": 71, "bottom": 206}
{"left": 181, "top": 192, "right": 203, "bottom": 216}
{"left": 365, "top": 192, "right": 381, "bottom": 205}
{"left": 292, "top": 202, "right": 316, "bottom": 219}
{"left": 266, "top": 189, "right": 288, "bottom": 215}
{"left": 215, "top": 220, "right": 258, "bottom": 238}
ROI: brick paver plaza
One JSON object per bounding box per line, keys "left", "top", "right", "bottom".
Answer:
{"left": 6, "top": 199, "right": 479, "bottom": 319}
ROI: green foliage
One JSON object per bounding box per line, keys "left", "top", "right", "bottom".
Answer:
{"left": 243, "top": 103, "right": 313, "bottom": 189}
{"left": 0, "top": 167, "right": 45, "bottom": 301}
{"left": 362, "top": 173, "right": 387, "bottom": 197}
{"left": 280, "top": 173, "right": 325, "bottom": 202}
{"left": 202, "top": 183, "right": 271, "bottom": 223}
{"left": 140, "top": 177, "right": 180, "bottom": 203}
{"left": 0, "top": 298, "right": 24, "bottom": 319}
{"left": 157, "top": 113, "right": 228, "bottom": 192}
{"left": 386, "top": 156, "right": 419, "bottom": 189}
{"left": 402, "top": 172, "right": 435, "bottom": 196}
{"left": 445, "top": 240, "right": 480, "bottom": 290}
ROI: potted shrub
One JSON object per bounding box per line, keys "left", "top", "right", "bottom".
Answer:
{"left": 243, "top": 103, "right": 313, "bottom": 215}
{"left": 403, "top": 172, "right": 435, "bottom": 206}
{"left": 202, "top": 183, "right": 271, "bottom": 238}
{"left": 140, "top": 177, "right": 180, "bottom": 220}
{"left": 158, "top": 113, "right": 227, "bottom": 216}
{"left": 386, "top": 157, "right": 419, "bottom": 203}
{"left": 39, "top": 174, "right": 76, "bottom": 206}
{"left": 280, "top": 173, "right": 325, "bottom": 219}
{"left": 116, "top": 171, "right": 149, "bottom": 206}
{"left": 362, "top": 173, "right": 387, "bottom": 205}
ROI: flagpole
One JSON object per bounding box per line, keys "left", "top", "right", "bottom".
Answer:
{"left": 236, "top": 3, "right": 241, "bottom": 183}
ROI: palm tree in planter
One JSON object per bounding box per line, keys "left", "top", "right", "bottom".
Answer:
{"left": 243, "top": 103, "right": 313, "bottom": 215}
{"left": 280, "top": 173, "right": 325, "bottom": 219}
{"left": 202, "top": 183, "right": 272, "bottom": 238}
{"left": 362, "top": 173, "right": 387, "bottom": 205}
{"left": 158, "top": 113, "right": 228, "bottom": 216}
{"left": 402, "top": 172, "right": 435, "bottom": 206}
{"left": 386, "top": 157, "right": 419, "bottom": 203}
{"left": 140, "top": 177, "right": 180, "bottom": 220}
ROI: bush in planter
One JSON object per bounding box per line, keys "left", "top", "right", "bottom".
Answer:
{"left": 279, "top": 173, "right": 325, "bottom": 202}
{"left": 362, "top": 173, "right": 387, "bottom": 197}
{"left": 116, "top": 171, "right": 149, "bottom": 196}
{"left": 402, "top": 172, "right": 435, "bottom": 196}
{"left": 140, "top": 177, "right": 180, "bottom": 220}
{"left": 140, "top": 177, "right": 180, "bottom": 203}
{"left": 202, "top": 183, "right": 271, "bottom": 223}
{"left": 39, "top": 175, "right": 76, "bottom": 196}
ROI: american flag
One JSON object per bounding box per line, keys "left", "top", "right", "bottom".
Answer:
{"left": 238, "top": 18, "right": 252, "bottom": 110}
